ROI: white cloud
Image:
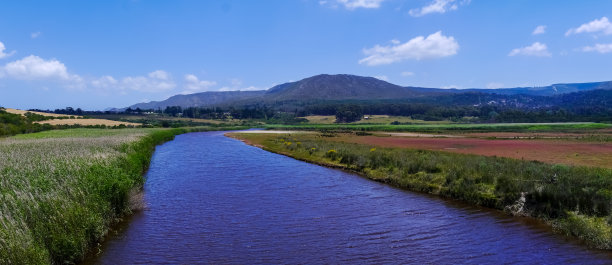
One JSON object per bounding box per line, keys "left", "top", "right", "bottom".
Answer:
{"left": 322, "top": 0, "right": 384, "bottom": 10}
{"left": 218, "top": 78, "right": 262, "bottom": 91}
{"left": 566, "top": 17, "right": 612, "bottom": 36}
{"left": 121, "top": 70, "right": 176, "bottom": 92}
{"left": 30, "top": 32, "right": 42, "bottom": 39}
{"left": 486, "top": 82, "right": 504, "bottom": 89}
{"left": 374, "top": 75, "right": 388, "bottom": 81}
{"left": 401, "top": 71, "right": 414, "bottom": 76}
{"left": 359, "top": 31, "right": 459, "bottom": 66}
{"left": 582, "top": 43, "right": 612, "bottom": 54}
{"left": 409, "top": 0, "right": 469, "bottom": 17}
{"left": 91, "top": 75, "right": 118, "bottom": 89}
{"left": 183, "top": 74, "right": 217, "bottom": 94}
{"left": 532, "top": 25, "right": 546, "bottom": 35}
{"left": 0, "top": 41, "right": 15, "bottom": 59}
{"left": 2, "top": 55, "right": 77, "bottom": 80}
{"left": 508, "top": 42, "right": 551, "bottom": 57}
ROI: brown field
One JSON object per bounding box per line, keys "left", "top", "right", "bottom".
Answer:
{"left": 36, "top": 119, "right": 141, "bottom": 126}
{"left": 462, "top": 129, "right": 612, "bottom": 139}
{"left": 338, "top": 135, "right": 612, "bottom": 168}
{"left": 4, "top": 108, "right": 81, "bottom": 118}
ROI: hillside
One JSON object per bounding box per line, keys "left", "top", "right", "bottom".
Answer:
{"left": 126, "top": 74, "right": 612, "bottom": 110}
{"left": 264, "top": 74, "right": 431, "bottom": 100}
{"left": 129, "top": 90, "right": 265, "bottom": 110}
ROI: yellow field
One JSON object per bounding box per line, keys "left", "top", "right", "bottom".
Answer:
{"left": 4, "top": 108, "right": 81, "bottom": 118}
{"left": 37, "top": 119, "right": 141, "bottom": 126}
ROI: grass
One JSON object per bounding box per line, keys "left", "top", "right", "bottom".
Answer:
{"left": 302, "top": 115, "right": 452, "bottom": 124}
{"left": 231, "top": 132, "right": 612, "bottom": 249}
{"left": 0, "top": 126, "right": 246, "bottom": 264}
{"left": 265, "top": 122, "right": 612, "bottom": 133}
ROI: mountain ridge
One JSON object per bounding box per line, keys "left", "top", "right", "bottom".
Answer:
{"left": 126, "top": 74, "right": 612, "bottom": 110}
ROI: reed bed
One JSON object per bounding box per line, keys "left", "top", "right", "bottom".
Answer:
{"left": 0, "top": 128, "right": 196, "bottom": 264}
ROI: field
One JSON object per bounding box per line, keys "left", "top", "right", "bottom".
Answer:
{"left": 267, "top": 122, "right": 612, "bottom": 133}
{"left": 4, "top": 108, "right": 79, "bottom": 118}
{"left": 230, "top": 130, "right": 612, "bottom": 249}
{"left": 0, "top": 126, "right": 247, "bottom": 264}
{"left": 302, "top": 115, "right": 452, "bottom": 124}
{"left": 36, "top": 118, "right": 141, "bottom": 127}
{"left": 4, "top": 108, "right": 141, "bottom": 127}
{"left": 340, "top": 134, "right": 612, "bottom": 168}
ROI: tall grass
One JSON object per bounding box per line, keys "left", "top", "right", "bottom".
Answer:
{"left": 0, "top": 126, "right": 246, "bottom": 264}
{"left": 235, "top": 133, "right": 612, "bottom": 249}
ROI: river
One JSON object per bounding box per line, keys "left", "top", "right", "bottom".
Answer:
{"left": 85, "top": 131, "right": 612, "bottom": 264}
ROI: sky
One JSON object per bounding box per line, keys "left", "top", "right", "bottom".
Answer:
{"left": 1, "top": 0, "right": 612, "bottom": 110}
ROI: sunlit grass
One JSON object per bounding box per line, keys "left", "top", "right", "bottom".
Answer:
{"left": 0, "top": 126, "right": 246, "bottom": 264}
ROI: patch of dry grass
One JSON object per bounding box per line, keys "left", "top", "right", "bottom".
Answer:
{"left": 36, "top": 118, "right": 141, "bottom": 126}
{"left": 4, "top": 108, "right": 79, "bottom": 118}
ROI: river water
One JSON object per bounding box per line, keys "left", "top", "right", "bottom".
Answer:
{"left": 86, "top": 131, "right": 612, "bottom": 264}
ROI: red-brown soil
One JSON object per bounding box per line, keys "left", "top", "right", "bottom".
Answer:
{"left": 341, "top": 136, "right": 612, "bottom": 168}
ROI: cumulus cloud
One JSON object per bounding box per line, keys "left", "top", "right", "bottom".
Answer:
{"left": 218, "top": 78, "right": 261, "bottom": 91}
{"left": 0, "top": 41, "right": 15, "bottom": 59}
{"left": 90, "top": 75, "right": 118, "bottom": 89}
{"left": 182, "top": 74, "right": 217, "bottom": 94}
{"left": 401, "top": 71, "right": 414, "bottom": 76}
{"left": 120, "top": 70, "right": 176, "bottom": 92}
{"left": 409, "top": 0, "right": 469, "bottom": 17}
{"left": 2, "top": 55, "right": 77, "bottom": 80}
{"left": 582, "top": 43, "right": 612, "bottom": 54}
{"left": 508, "top": 42, "right": 551, "bottom": 57}
{"left": 566, "top": 17, "right": 612, "bottom": 36}
{"left": 321, "top": 0, "right": 384, "bottom": 10}
{"left": 359, "top": 31, "right": 459, "bottom": 66}
{"left": 30, "top": 32, "right": 42, "bottom": 39}
{"left": 532, "top": 25, "right": 546, "bottom": 35}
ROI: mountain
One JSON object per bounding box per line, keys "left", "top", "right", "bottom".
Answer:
{"left": 264, "top": 74, "right": 432, "bottom": 100}
{"left": 126, "top": 74, "right": 612, "bottom": 110}
{"left": 129, "top": 90, "right": 265, "bottom": 110}
{"left": 460, "top": 81, "right": 612, "bottom": 96}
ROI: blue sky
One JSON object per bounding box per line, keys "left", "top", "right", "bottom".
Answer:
{"left": 1, "top": 0, "right": 612, "bottom": 110}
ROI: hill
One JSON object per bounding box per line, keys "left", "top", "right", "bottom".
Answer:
{"left": 264, "top": 74, "right": 433, "bottom": 101}
{"left": 126, "top": 74, "right": 612, "bottom": 110}
{"left": 129, "top": 90, "right": 265, "bottom": 110}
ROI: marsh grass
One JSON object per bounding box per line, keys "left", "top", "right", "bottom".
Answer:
{"left": 0, "top": 126, "right": 246, "bottom": 264}
{"left": 235, "top": 132, "right": 612, "bottom": 249}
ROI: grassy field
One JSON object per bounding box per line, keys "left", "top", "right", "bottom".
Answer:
{"left": 302, "top": 115, "right": 453, "bottom": 124}
{"left": 4, "top": 108, "right": 79, "bottom": 118}
{"left": 266, "top": 122, "right": 612, "bottom": 133}
{"left": 230, "top": 132, "right": 612, "bottom": 249}
{"left": 36, "top": 118, "right": 141, "bottom": 127}
{"left": 0, "top": 126, "right": 245, "bottom": 264}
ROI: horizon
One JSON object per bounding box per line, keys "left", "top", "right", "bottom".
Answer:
{"left": 1, "top": 1, "right": 612, "bottom": 110}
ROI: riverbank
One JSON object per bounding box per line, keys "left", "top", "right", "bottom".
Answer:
{"left": 229, "top": 132, "right": 612, "bottom": 250}
{"left": 0, "top": 126, "right": 245, "bottom": 264}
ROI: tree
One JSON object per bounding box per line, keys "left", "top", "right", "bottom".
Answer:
{"left": 335, "top": 105, "right": 363, "bottom": 123}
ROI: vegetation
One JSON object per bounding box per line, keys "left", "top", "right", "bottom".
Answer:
{"left": 264, "top": 122, "right": 611, "bottom": 133}
{"left": 233, "top": 132, "right": 612, "bottom": 249}
{"left": 0, "top": 108, "right": 54, "bottom": 137}
{"left": 0, "top": 126, "right": 246, "bottom": 264}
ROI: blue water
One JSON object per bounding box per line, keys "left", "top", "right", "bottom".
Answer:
{"left": 86, "top": 131, "right": 612, "bottom": 264}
